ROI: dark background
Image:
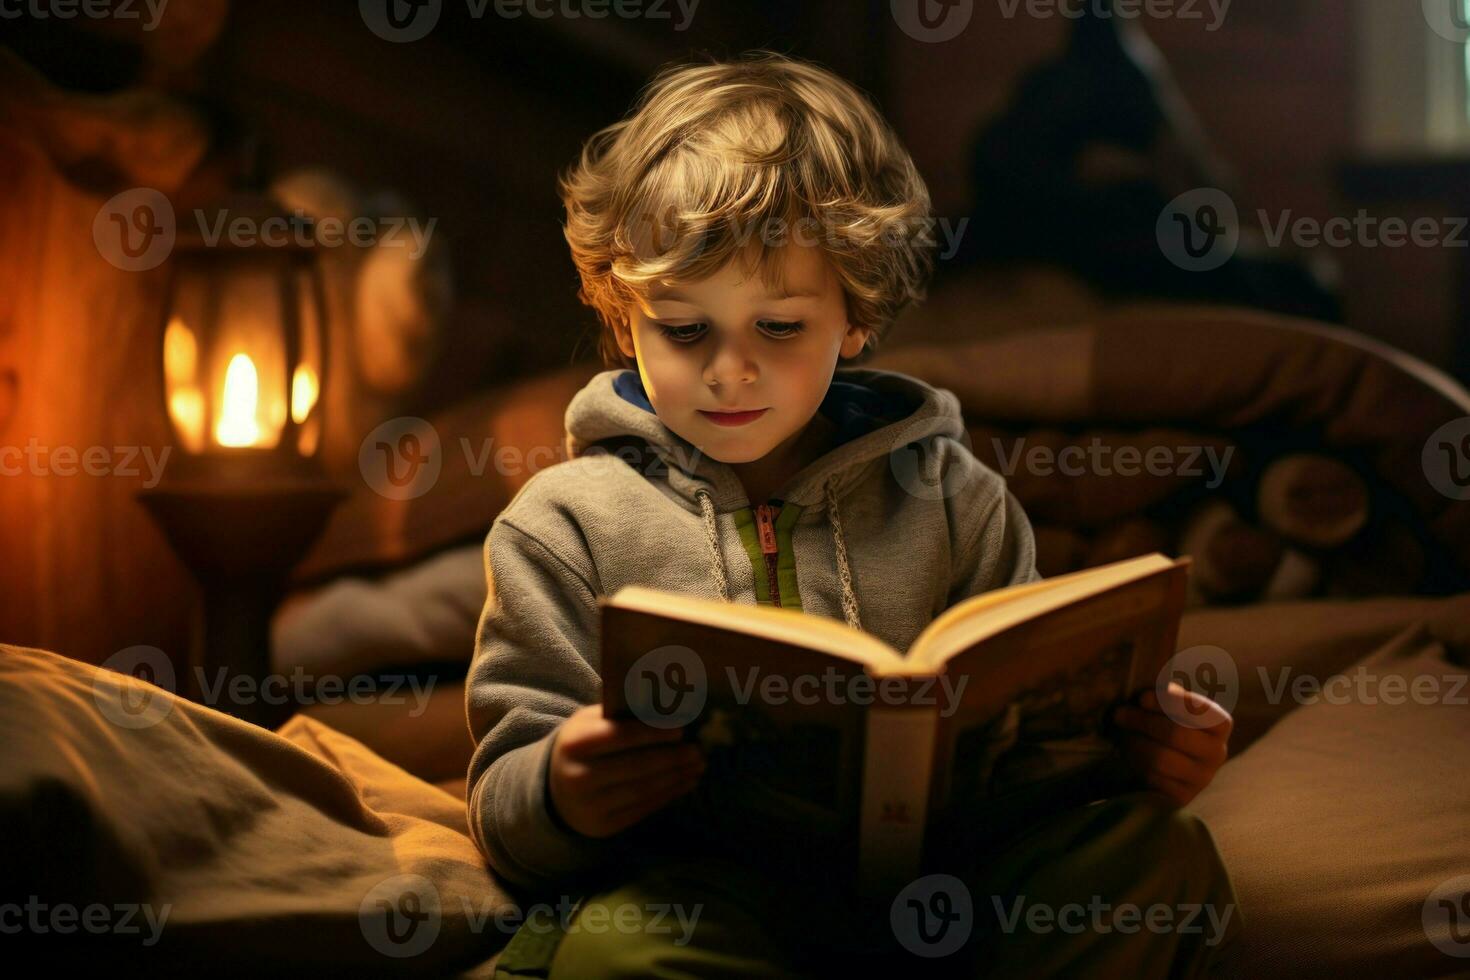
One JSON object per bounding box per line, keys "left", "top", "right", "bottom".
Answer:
{"left": 2, "top": 0, "right": 1465, "bottom": 663}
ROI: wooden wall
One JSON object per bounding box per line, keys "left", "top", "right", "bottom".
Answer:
{"left": 0, "top": 133, "right": 199, "bottom": 663}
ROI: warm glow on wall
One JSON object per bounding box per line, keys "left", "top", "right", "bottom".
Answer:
{"left": 291, "top": 364, "right": 319, "bottom": 425}
{"left": 163, "top": 316, "right": 206, "bottom": 453}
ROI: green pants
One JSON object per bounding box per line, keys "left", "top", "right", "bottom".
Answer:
{"left": 493, "top": 791, "right": 1243, "bottom": 978}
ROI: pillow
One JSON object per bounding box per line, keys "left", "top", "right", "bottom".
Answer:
{"left": 271, "top": 540, "right": 485, "bottom": 678}
{"left": 291, "top": 361, "right": 599, "bottom": 585}
{"left": 1177, "top": 592, "right": 1470, "bottom": 753}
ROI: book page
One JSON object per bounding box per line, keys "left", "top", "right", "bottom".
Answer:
{"left": 603, "top": 586, "right": 907, "bottom": 672}
{"left": 918, "top": 561, "right": 1188, "bottom": 865}
{"left": 906, "top": 554, "right": 1180, "bottom": 670}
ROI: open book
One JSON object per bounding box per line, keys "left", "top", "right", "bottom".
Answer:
{"left": 598, "top": 553, "right": 1191, "bottom": 900}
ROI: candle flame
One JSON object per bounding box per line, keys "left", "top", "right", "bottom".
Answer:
{"left": 216, "top": 353, "right": 262, "bottom": 447}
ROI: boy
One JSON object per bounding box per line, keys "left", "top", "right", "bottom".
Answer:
{"left": 468, "top": 50, "right": 1239, "bottom": 977}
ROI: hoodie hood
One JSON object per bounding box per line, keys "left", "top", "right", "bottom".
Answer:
{"left": 562, "top": 367, "right": 969, "bottom": 633}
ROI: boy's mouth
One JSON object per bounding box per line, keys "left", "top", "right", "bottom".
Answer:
{"left": 698, "top": 408, "right": 769, "bottom": 427}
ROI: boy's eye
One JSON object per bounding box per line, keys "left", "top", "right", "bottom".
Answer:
{"left": 759, "top": 320, "right": 805, "bottom": 338}
{"left": 653, "top": 321, "right": 805, "bottom": 343}
{"left": 656, "top": 322, "right": 707, "bottom": 343}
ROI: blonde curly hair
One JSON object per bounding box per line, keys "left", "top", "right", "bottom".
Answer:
{"left": 557, "top": 50, "right": 935, "bottom": 369}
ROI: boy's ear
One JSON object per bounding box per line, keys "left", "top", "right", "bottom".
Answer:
{"left": 839, "top": 323, "right": 872, "bottom": 359}
{"left": 614, "top": 316, "right": 637, "bottom": 359}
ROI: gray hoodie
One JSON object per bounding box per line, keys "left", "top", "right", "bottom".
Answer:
{"left": 465, "top": 365, "right": 1040, "bottom": 891}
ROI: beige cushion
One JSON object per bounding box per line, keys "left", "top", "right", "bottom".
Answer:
{"left": 1190, "top": 622, "right": 1470, "bottom": 978}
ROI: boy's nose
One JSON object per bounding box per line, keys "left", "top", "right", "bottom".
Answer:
{"left": 704, "top": 347, "right": 759, "bottom": 390}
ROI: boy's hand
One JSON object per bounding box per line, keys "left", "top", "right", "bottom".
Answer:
{"left": 1109, "top": 681, "right": 1232, "bottom": 808}
{"left": 548, "top": 704, "right": 707, "bottom": 839}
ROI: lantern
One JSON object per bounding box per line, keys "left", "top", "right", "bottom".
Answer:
{"left": 157, "top": 194, "right": 328, "bottom": 476}
{"left": 138, "top": 193, "right": 346, "bottom": 727}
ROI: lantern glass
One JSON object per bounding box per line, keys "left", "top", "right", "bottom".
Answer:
{"left": 160, "top": 217, "right": 327, "bottom": 463}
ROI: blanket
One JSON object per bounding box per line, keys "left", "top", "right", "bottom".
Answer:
{"left": 0, "top": 643, "right": 512, "bottom": 976}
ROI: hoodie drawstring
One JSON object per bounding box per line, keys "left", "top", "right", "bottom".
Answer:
{"left": 824, "top": 481, "right": 864, "bottom": 634}
{"left": 694, "top": 484, "right": 862, "bottom": 633}
{"left": 696, "top": 487, "right": 732, "bottom": 604}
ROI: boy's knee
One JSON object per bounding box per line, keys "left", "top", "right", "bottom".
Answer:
{"left": 1107, "top": 792, "right": 1241, "bottom": 927}
{"left": 549, "top": 902, "right": 681, "bottom": 979}
{"left": 1118, "top": 794, "right": 1227, "bottom": 872}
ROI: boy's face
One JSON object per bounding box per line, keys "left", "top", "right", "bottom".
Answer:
{"left": 614, "top": 243, "right": 870, "bottom": 465}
